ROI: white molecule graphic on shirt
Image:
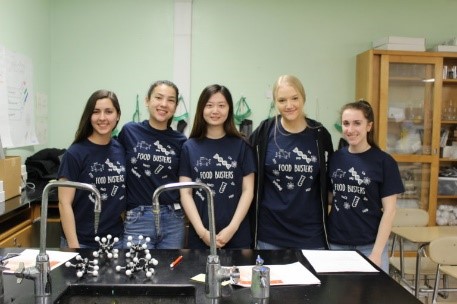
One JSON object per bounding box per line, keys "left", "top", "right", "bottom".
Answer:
{"left": 292, "top": 147, "right": 316, "bottom": 163}
{"left": 196, "top": 157, "right": 211, "bottom": 167}
{"left": 332, "top": 169, "right": 346, "bottom": 179}
{"left": 154, "top": 140, "right": 176, "bottom": 156}
{"left": 105, "top": 158, "right": 124, "bottom": 174}
{"left": 275, "top": 149, "right": 290, "bottom": 159}
{"left": 348, "top": 167, "right": 371, "bottom": 186}
{"left": 213, "top": 154, "right": 237, "bottom": 169}
{"left": 134, "top": 141, "right": 152, "bottom": 152}
{"left": 91, "top": 162, "right": 104, "bottom": 172}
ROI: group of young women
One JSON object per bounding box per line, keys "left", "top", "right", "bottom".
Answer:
{"left": 57, "top": 75, "right": 404, "bottom": 272}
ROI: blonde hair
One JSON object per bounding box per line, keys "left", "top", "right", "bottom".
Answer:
{"left": 270, "top": 75, "right": 312, "bottom": 149}
{"left": 272, "top": 75, "right": 306, "bottom": 103}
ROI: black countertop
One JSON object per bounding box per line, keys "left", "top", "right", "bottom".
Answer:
{"left": 0, "top": 192, "right": 61, "bottom": 248}
{"left": 0, "top": 194, "right": 30, "bottom": 218}
{"left": 0, "top": 186, "right": 58, "bottom": 219}
{"left": 0, "top": 248, "right": 421, "bottom": 304}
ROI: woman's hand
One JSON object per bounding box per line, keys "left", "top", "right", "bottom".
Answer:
{"left": 216, "top": 225, "right": 237, "bottom": 248}
{"left": 199, "top": 229, "right": 211, "bottom": 247}
{"left": 368, "top": 252, "right": 382, "bottom": 268}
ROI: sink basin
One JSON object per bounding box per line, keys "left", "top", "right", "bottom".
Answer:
{"left": 54, "top": 284, "right": 196, "bottom": 304}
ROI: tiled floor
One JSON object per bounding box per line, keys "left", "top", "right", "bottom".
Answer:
{"left": 393, "top": 273, "right": 457, "bottom": 303}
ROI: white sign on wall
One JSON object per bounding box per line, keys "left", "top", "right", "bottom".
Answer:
{"left": 0, "top": 44, "right": 38, "bottom": 148}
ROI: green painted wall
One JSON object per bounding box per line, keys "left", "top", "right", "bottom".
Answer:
{"left": 0, "top": 0, "right": 51, "bottom": 160}
{"left": 1, "top": 0, "right": 457, "bottom": 160}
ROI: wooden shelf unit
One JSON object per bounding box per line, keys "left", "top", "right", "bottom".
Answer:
{"left": 356, "top": 49, "right": 457, "bottom": 225}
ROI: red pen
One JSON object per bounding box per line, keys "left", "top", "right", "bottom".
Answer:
{"left": 170, "top": 255, "right": 183, "bottom": 268}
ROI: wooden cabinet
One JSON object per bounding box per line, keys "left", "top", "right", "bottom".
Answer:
{"left": 436, "top": 57, "right": 457, "bottom": 225}
{"left": 0, "top": 206, "right": 33, "bottom": 247}
{"left": 356, "top": 49, "right": 457, "bottom": 225}
{"left": 0, "top": 223, "right": 32, "bottom": 247}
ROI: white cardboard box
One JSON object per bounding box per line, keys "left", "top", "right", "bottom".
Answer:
{"left": 372, "top": 36, "right": 425, "bottom": 48}
{"left": 374, "top": 43, "right": 425, "bottom": 51}
{"left": 431, "top": 45, "right": 457, "bottom": 52}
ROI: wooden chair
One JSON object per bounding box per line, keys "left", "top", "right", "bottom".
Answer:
{"left": 428, "top": 236, "right": 457, "bottom": 304}
{"left": 389, "top": 208, "right": 437, "bottom": 288}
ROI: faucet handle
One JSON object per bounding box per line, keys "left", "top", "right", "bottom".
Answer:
{"left": 14, "top": 262, "right": 39, "bottom": 284}
{"left": 219, "top": 266, "right": 240, "bottom": 285}
{"left": 0, "top": 260, "right": 8, "bottom": 270}
{"left": 14, "top": 262, "right": 25, "bottom": 284}
{"left": 251, "top": 261, "right": 270, "bottom": 300}
{"left": 229, "top": 266, "right": 240, "bottom": 284}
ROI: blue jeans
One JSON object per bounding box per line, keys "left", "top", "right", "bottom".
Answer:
{"left": 60, "top": 236, "right": 124, "bottom": 249}
{"left": 257, "top": 240, "right": 326, "bottom": 250}
{"left": 257, "top": 240, "right": 285, "bottom": 250}
{"left": 329, "top": 242, "right": 389, "bottom": 273}
{"left": 123, "top": 205, "right": 185, "bottom": 249}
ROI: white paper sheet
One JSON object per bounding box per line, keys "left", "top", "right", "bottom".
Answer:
{"left": 3, "top": 249, "right": 78, "bottom": 273}
{"left": 234, "top": 262, "right": 320, "bottom": 287}
{"left": 191, "top": 262, "right": 321, "bottom": 287}
{"left": 302, "top": 250, "right": 379, "bottom": 273}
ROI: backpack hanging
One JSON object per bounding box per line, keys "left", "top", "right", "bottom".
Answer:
{"left": 239, "top": 119, "right": 253, "bottom": 137}
{"left": 172, "top": 95, "right": 189, "bottom": 133}
{"left": 234, "top": 96, "right": 252, "bottom": 125}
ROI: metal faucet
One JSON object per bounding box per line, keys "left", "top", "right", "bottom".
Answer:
{"left": 251, "top": 255, "right": 270, "bottom": 301}
{"left": 153, "top": 181, "right": 239, "bottom": 299}
{"left": 14, "top": 180, "right": 101, "bottom": 302}
{"left": 1, "top": 260, "right": 6, "bottom": 304}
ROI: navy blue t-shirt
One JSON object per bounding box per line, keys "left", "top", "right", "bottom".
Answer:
{"left": 58, "top": 138, "right": 126, "bottom": 246}
{"left": 118, "top": 121, "right": 187, "bottom": 209}
{"left": 179, "top": 136, "right": 256, "bottom": 249}
{"left": 328, "top": 146, "right": 404, "bottom": 245}
{"left": 259, "top": 123, "right": 325, "bottom": 248}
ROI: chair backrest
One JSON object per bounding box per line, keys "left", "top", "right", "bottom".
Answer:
{"left": 392, "top": 208, "right": 429, "bottom": 227}
{"left": 429, "top": 236, "right": 457, "bottom": 265}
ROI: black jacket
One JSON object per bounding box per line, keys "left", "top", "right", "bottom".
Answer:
{"left": 248, "top": 116, "right": 334, "bottom": 248}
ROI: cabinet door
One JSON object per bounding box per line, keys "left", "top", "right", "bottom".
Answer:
{"left": 0, "top": 224, "right": 32, "bottom": 247}
{"left": 437, "top": 57, "right": 457, "bottom": 225}
{"left": 396, "top": 162, "right": 432, "bottom": 211}
{"left": 378, "top": 55, "right": 442, "bottom": 156}
{"left": 378, "top": 55, "right": 442, "bottom": 219}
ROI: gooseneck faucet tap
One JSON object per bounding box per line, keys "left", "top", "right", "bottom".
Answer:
{"left": 15, "top": 180, "right": 101, "bottom": 302}
{"left": 153, "top": 181, "right": 239, "bottom": 299}
{"left": 1, "top": 259, "right": 6, "bottom": 304}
